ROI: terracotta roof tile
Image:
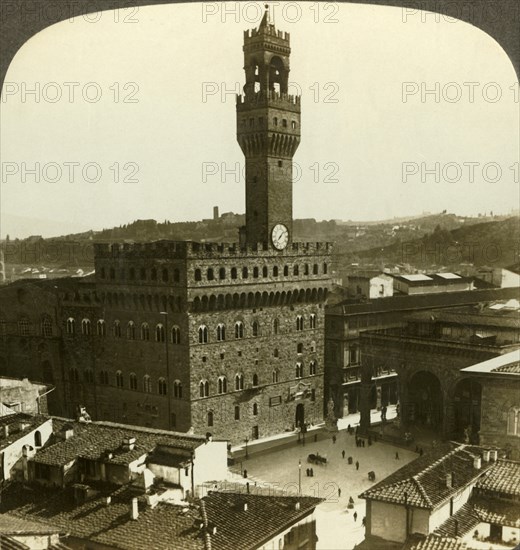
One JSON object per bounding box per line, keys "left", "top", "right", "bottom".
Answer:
{"left": 410, "top": 535, "right": 474, "bottom": 550}
{"left": 475, "top": 460, "right": 520, "bottom": 497}
{"left": 360, "top": 444, "right": 493, "bottom": 509}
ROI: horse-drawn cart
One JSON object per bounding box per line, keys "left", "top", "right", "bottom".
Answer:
{"left": 307, "top": 453, "right": 327, "bottom": 465}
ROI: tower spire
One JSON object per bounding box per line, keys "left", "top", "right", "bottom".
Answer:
{"left": 259, "top": 4, "right": 270, "bottom": 29}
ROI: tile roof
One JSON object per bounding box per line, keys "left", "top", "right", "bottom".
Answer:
{"left": 0, "top": 414, "right": 49, "bottom": 452}
{"left": 475, "top": 459, "right": 520, "bottom": 497}
{"left": 461, "top": 350, "right": 520, "bottom": 377}
{"left": 433, "top": 502, "right": 480, "bottom": 538}
{"left": 33, "top": 418, "right": 208, "bottom": 467}
{"left": 0, "top": 513, "right": 62, "bottom": 535}
{"left": 471, "top": 495, "right": 520, "bottom": 528}
{"left": 409, "top": 536, "right": 474, "bottom": 550}
{"left": 0, "top": 483, "right": 321, "bottom": 550}
{"left": 359, "top": 444, "right": 493, "bottom": 509}
{"left": 0, "top": 535, "right": 30, "bottom": 550}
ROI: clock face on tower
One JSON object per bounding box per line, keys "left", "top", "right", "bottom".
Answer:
{"left": 271, "top": 224, "right": 289, "bottom": 250}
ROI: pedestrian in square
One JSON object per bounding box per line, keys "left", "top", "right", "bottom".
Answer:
{"left": 354, "top": 511, "right": 358, "bottom": 522}
{"left": 395, "top": 451, "right": 399, "bottom": 460}
{"left": 310, "top": 467, "right": 314, "bottom": 477}
{"left": 362, "top": 439, "right": 365, "bottom": 448}
{"left": 338, "top": 487, "right": 341, "bottom": 498}
{"left": 332, "top": 435, "right": 337, "bottom": 444}
{"left": 355, "top": 460, "right": 359, "bottom": 470}
{"left": 342, "top": 449, "right": 345, "bottom": 459}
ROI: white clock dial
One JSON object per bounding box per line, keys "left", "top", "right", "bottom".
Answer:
{"left": 271, "top": 224, "right": 289, "bottom": 250}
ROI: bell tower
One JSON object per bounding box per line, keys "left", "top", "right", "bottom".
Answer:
{"left": 237, "top": 6, "right": 301, "bottom": 249}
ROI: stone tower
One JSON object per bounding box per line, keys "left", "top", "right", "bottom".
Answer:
{"left": 236, "top": 7, "right": 301, "bottom": 248}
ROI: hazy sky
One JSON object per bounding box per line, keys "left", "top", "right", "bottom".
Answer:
{"left": 1, "top": 1, "right": 518, "bottom": 238}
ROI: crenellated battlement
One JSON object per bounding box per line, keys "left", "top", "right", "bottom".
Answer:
{"left": 244, "top": 27, "right": 290, "bottom": 42}
{"left": 94, "top": 240, "right": 333, "bottom": 260}
{"left": 236, "top": 91, "right": 301, "bottom": 110}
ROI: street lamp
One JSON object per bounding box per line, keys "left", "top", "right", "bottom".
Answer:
{"left": 160, "top": 311, "right": 172, "bottom": 430}
{"left": 298, "top": 459, "right": 302, "bottom": 495}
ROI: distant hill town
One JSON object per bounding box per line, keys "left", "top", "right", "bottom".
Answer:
{"left": 0, "top": 210, "right": 518, "bottom": 284}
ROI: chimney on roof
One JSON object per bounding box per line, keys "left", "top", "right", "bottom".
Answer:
{"left": 490, "top": 450, "right": 498, "bottom": 462}
{"left": 482, "top": 450, "right": 490, "bottom": 462}
{"left": 130, "top": 497, "right": 139, "bottom": 520}
{"left": 105, "top": 496, "right": 111, "bottom": 506}
{"left": 295, "top": 501, "right": 301, "bottom": 511}
{"left": 473, "top": 456, "right": 482, "bottom": 469}
{"left": 446, "top": 473, "right": 453, "bottom": 489}
{"left": 122, "top": 436, "right": 136, "bottom": 451}
{"left": 212, "top": 526, "right": 217, "bottom": 535}
{"left": 243, "top": 502, "right": 248, "bottom": 511}
{"left": 3, "top": 425, "right": 9, "bottom": 438}
{"left": 64, "top": 428, "right": 74, "bottom": 440}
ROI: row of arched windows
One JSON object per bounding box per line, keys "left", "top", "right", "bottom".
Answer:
{"left": 99, "top": 265, "right": 181, "bottom": 284}
{"left": 197, "top": 315, "right": 317, "bottom": 344}
{"left": 63, "top": 291, "right": 184, "bottom": 314}
{"left": 69, "top": 367, "right": 183, "bottom": 397}
{"left": 241, "top": 115, "right": 297, "bottom": 130}
{"left": 198, "top": 363, "right": 317, "bottom": 398}
{"left": 0, "top": 318, "right": 54, "bottom": 338}
{"left": 65, "top": 318, "right": 182, "bottom": 344}
{"left": 192, "top": 288, "right": 327, "bottom": 312}
{"left": 194, "top": 262, "right": 328, "bottom": 283}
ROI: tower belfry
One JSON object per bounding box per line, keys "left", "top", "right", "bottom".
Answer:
{"left": 237, "top": 5, "right": 301, "bottom": 249}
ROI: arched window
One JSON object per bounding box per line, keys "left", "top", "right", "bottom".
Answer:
{"left": 155, "top": 323, "right": 165, "bottom": 342}
{"left": 218, "top": 376, "right": 227, "bottom": 394}
{"left": 234, "top": 405, "right": 240, "bottom": 420}
{"left": 304, "top": 264, "right": 309, "bottom": 275}
{"left": 293, "top": 265, "right": 299, "bottom": 276}
{"left": 219, "top": 267, "right": 226, "bottom": 280}
{"left": 171, "top": 325, "right": 181, "bottom": 344}
{"left": 158, "top": 377, "right": 167, "bottom": 395}
{"left": 273, "top": 266, "right": 279, "bottom": 277}
{"left": 507, "top": 408, "right": 520, "bottom": 436}
{"left": 84, "top": 369, "right": 94, "bottom": 383}
{"left": 113, "top": 320, "right": 121, "bottom": 338}
{"left": 199, "top": 380, "right": 209, "bottom": 398}
{"left": 195, "top": 268, "right": 202, "bottom": 282}
{"left": 99, "top": 370, "right": 109, "bottom": 385}
{"left": 252, "top": 374, "right": 259, "bottom": 387}
{"left": 198, "top": 325, "right": 209, "bottom": 344}
{"left": 81, "top": 319, "right": 91, "bottom": 336}
{"left": 173, "top": 268, "right": 180, "bottom": 282}
{"left": 262, "top": 266, "right": 268, "bottom": 277}
{"left": 129, "top": 267, "right": 135, "bottom": 280}
{"left": 296, "top": 316, "right": 304, "bottom": 331}
{"left": 283, "top": 265, "right": 289, "bottom": 276}
{"left": 141, "top": 323, "right": 150, "bottom": 341}
{"left": 216, "top": 323, "right": 226, "bottom": 342}
{"left": 323, "top": 263, "right": 328, "bottom": 274}
{"left": 140, "top": 267, "right": 146, "bottom": 280}
{"left": 207, "top": 268, "right": 214, "bottom": 281}
{"left": 109, "top": 267, "right": 115, "bottom": 280}
{"left": 231, "top": 267, "right": 237, "bottom": 279}
{"left": 116, "top": 370, "right": 124, "bottom": 388}
{"left": 313, "top": 264, "right": 319, "bottom": 275}
{"left": 143, "top": 375, "right": 152, "bottom": 393}
{"left": 97, "top": 319, "right": 106, "bottom": 337}
{"left": 310, "top": 340, "right": 316, "bottom": 353}
{"left": 272, "top": 370, "right": 279, "bottom": 383}
{"left": 296, "top": 362, "right": 303, "bottom": 378}
{"left": 235, "top": 374, "right": 244, "bottom": 391}
{"left": 274, "top": 348, "right": 279, "bottom": 358}
{"left": 162, "top": 268, "right": 168, "bottom": 282}
{"left": 173, "top": 380, "right": 183, "bottom": 398}
{"left": 297, "top": 343, "right": 304, "bottom": 354}
{"left": 34, "top": 431, "right": 42, "bottom": 447}
{"left": 234, "top": 321, "right": 244, "bottom": 339}
{"left": 253, "top": 403, "right": 258, "bottom": 416}
{"left": 273, "top": 318, "right": 279, "bottom": 335}
{"left": 69, "top": 367, "right": 79, "bottom": 382}
{"left": 242, "top": 267, "right": 249, "bottom": 279}
{"left": 309, "top": 361, "right": 317, "bottom": 375}
{"left": 151, "top": 267, "right": 157, "bottom": 281}
{"left": 253, "top": 266, "right": 259, "bottom": 278}
{"left": 129, "top": 373, "right": 137, "bottom": 390}
{"left": 127, "top": 321, "right": 136, "bottom": 340}
{"left": 41, "top": 317, "right": 52, "bottom": 337}
{"left": 310, "top": 314, "right": 317, "bottom": 329}
{"left": 207, "top": 411, "right": 214, "bottom": 427}
{"left": 252, "top": 321, "right": 259, "bottom": 337}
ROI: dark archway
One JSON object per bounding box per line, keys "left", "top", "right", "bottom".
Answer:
{"left": 408, "top": 371, "right": 443, "bottom": 430}
{"left": 295, "top": 403, "right": 305, "bottom": 428}
{"left": 452, "top": 378, "right": 482, "bottom": 443}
